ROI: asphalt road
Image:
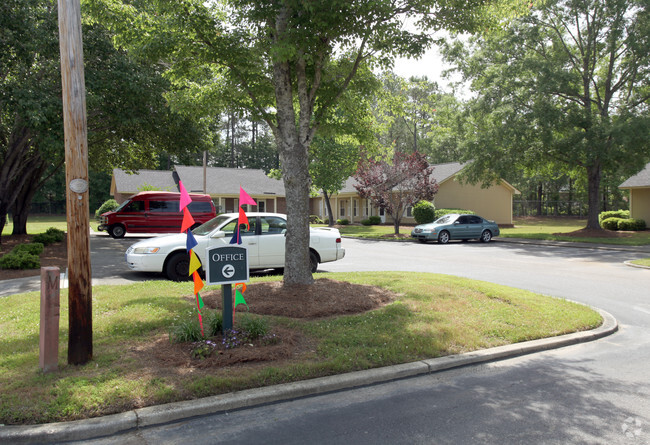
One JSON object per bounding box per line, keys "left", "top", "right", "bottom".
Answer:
{"left": 3, "top": 236, "right": 650, "bottom": 444}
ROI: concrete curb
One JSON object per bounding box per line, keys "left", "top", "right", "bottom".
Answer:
{"left": 1, "top": 308, "right": 617, "bottom": 444}
{"left": 623, "top": 260, "right": 650, "bottom": 269}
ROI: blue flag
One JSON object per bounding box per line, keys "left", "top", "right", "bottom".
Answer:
{"left": 186, "top": 229, "right": 198, "bottom": 252}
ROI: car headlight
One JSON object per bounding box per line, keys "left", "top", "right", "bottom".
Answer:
{"left": 422, "top": 229, "right": 434, "bottom": 233}
{"left": 133, "top": 247, "right": 160, "bottom": 254}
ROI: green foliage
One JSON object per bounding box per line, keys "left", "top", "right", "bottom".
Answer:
{"left": 95, "top": 199, "right": 119, "bottom": 218}
{"left": 0, "top": 251, "right": 40, "bottom": 270}
{"left": 617, "top": 219, "right": 646, "bottom": 231}
{"left": 601, "top": 217, "right": 623, "bottom": 231}
{"left": 32, "top": 227, "right": 65, "bottom": 246}
{"left": 413, "top": 201, "right": 436, "bottom": 224}
{"left": 12, "top": 243, "right": 44, "bottom": 256}
{"left": 238, "top": 315, "right": 269, "bottom": 340}
{"left": 361, "top": 216, "right": 382, "bottom": 226}
{"left": 169, "top": 317, "right": 204, "bottom": 343}
{"left": 309, "top": 215, "right": 324, "bottom": 224}
{"left": 336, "top": 219, "right": 350, "bottom": 225}
{"left": 435, "top": 209, "right": 475, "bottom": 219}
{"left": 599, "top": 210, "right": 630, "bottom": 224}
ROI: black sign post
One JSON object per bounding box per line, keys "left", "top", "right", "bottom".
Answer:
{"left": 206, "top": 245, "right": 249, "bottom": 332}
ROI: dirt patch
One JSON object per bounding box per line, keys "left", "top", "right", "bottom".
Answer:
{"left": 0, "top": 234, "right": 68, "bottom": 280}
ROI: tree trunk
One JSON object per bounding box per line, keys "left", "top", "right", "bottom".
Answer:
{"left": 323, "top": 191, "right": 335, "bottom": 227}
{"left": 536, "top": 183, "right": 543, "bottom": 216}
{"left": 585, "top": 163, "right": 602, "bottom": 229}
{"left": 11, "top": 161, "right": 47, "bottom": 235}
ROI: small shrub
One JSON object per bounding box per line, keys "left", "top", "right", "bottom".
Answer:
{"left": 33, "top": 228, "right": 64, "bottom": 246}
{"left": 617, "top": 218, "right": 646, "bottom": 231}
{"left": 204, "top": 311, "right": 223, "bottom": 337}
{"left": 0, "top": 251, "right": 40, "bottom": 270}
{"left": 413, "top": 200, "right": 436, "bottom": 224}
{"left": 169, "top": 317, "right": 204, "bottom": 343}
{"left": 601, "top": 217, "right": 622, "bottom": 231}
{"left": 222, "top": 328, "right": 251, "bottom": 349}
{"left": 45, "top": 227, "right": 65, "bottom": 242}
{"left": 368, "top": 215, "right": 381, "bottom": 225}
{"left": 238, "top": 315, "right": 269, "bottom": 340}
{"left": 361, "top": 219, "right": 373, "bottom": 226}
{"left": 599, "top": 210, "right": 629, "bottom": 224}
{"left": 190, "top": 340, "right": 218, "bottom": 360}
{"left": 95, "top": 199, "right": 119, "bottom": 219}
{"left": 336, "top": 218, "right": 350, "bottom": 225}
{"left": 12, "top": 242, "right": 44, "bottom": 256}
{"left": 435, "top": 208, "right": 475, "bottom": 219}
{"left": 309, "top": 215, "right": 324, "bottom": 224}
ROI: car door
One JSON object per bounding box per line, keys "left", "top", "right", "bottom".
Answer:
{"left": 453, "top": 215, "right": 471, "bottom": 239}
{"left": 466, "top": 215, "right": 484, "bottom": 238}
{"left": 256, "top": 215, "right": 287, "bottom": 267}
{"left": 206, "top": 217, "right": 260, "bottom": 267}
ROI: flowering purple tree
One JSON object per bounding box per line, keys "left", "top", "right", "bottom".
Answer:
{"left": 354, "top": 151, "right": 438, "bottom": 235}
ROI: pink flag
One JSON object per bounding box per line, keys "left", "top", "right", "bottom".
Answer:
{"left": 239, "top": 186, "right": 257, "bottom": 207}
{"left": 178, "top": 180, "right": 192, "bottom": 211}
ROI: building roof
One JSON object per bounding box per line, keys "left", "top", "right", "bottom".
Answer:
{"left": 112, "top": 166, "right": 285, "bottom": 197}
{"left": 620, "top": 162, "right": 650, "bottom": 188}
{"left": 111, "top": 169, "right": 177, "bottom": 195}
{"left": 174, "top": 166, "right": 285, "bottom": 196}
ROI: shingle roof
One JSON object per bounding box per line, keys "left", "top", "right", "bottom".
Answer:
{"left": 338, "top": 162, "right": 466, "bottom": 193}
{"left": 112, "top": 169, "right": 177, "bottom": 194}
{"left": 620, "top": 162, "right": 650, "bottom": 188}
{"left": 174, "top": 166, "right": 285, "bottom": 196}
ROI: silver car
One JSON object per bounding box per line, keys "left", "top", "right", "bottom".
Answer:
{"left": 411, "top": 214, "right": 500, "bottom": 244}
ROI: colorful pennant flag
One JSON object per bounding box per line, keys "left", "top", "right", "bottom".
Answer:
{"left": 186, "top": 229, "right": 198, "bottom": 252}
{"left": 239, "top": 186, "right": 257, "bottom": 207}
{"left": 189, "top": 250, "right": 202, "bottom": 275}
{"left": 178, "top": 181, "right": 192, "bottom": 211}
{"left": 181, "top": 207, "right": 195, "bottom": 232}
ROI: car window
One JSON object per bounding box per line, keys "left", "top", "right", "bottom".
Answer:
{"left": 187, "top": 201, "right": 213, "bottom": 213}
{"left": 468, "top": 216, "right": 483, "bottom": 224}
{"left": 457, "top": 216, "right": 470, "bottom": 224}
{"left": 435, "top": 215, "right": 454, "bottom": 224}
{"left": 220, "top": 218, "right": 256, "bottom": 237}
{"left": 259, "top": 216, "right": 287, "bottom": 235}
{"left": 149, "top": 200, "right": 177, "bottom": 213}
{"left": 193, "top": 215, "right": 231, "bottom": 236}
{"left": 122, "top": 200, "right": 145, "bottom": 212}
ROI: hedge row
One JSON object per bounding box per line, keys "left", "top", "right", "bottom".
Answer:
{"left": 601, "top": 217, "right": 646, "bottom": 231}
{"left": 599, "top": 210, "right": 630, "bottom": 224}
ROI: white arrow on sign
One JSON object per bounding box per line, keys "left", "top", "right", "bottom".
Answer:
{"left": 222, "top": 264, "right": 235, "bottom": 278}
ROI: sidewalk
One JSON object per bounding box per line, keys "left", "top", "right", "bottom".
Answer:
{"left": 0, "top": 308, "right": 618, "bottom": 444}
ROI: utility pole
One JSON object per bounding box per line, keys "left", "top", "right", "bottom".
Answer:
{"left": 58, "top": 0, "right": 92, "bottom": 364}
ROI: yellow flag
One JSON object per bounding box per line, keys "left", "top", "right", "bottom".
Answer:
{"left": 189, "top": 250, "right": 201, "bottom": 275}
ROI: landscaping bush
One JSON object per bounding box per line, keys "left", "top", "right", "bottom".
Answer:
{"left": 336, "top": 218, "right": 350, "bottom": 225}
{"left": 601, "top": 217, "right": 623, "bottom": 231}
{"left": 413, "top": 200, "right": 436, "bottom": 224}
{"left": 368, "top": 215, "right": 381, "bottom": 225}
{"left": 617, "top": 218, "right": 646, "bottom": 231}
{"left": 599, "top": 210, "right": 629, "bottom": 224}
{"left": 33, "top": 228, "right": 65, "bottom": 246}
{"left": 95, "top": 199, "right": 119, "bottom": 219}
{"left": 12, "top": 242, "right": 44, "bottom": 256}
{"left": 435, "top": 208, "right": 475, "bottom": 219}
{"left": 309, "top": 215, "right": 324, "bottom": 224}
{"left": 0, "top": 251, "right": 40, "bottom": 270}
{"left": 238, "top": 314, "right": 269, "bottom": 340}
{"left": 361, "top": 219, "right": 373, "bottom": 226}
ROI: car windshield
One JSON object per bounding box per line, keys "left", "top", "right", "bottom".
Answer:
{"left": 192, "top": 215, "right": 233, "bottom": 236}
{"left": 434, "top": 215, "right": 457, "bottom": 225}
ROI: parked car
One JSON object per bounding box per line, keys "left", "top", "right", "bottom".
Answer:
{"left": 125, "top": 212, "right": 346, "bottom": 281}
{"left": 411, "top": 214, "right": 500, "bottom": 244}
{"left": 98, "top": 191, "right": 216, "bottom": 238}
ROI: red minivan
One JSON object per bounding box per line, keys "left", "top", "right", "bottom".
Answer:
{"left": 98, "top": 192, "right": 217, "bottom": 238}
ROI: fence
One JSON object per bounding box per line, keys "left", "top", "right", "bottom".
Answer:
{"left": 513, "top": 201, "right": 586, "bottom": 218}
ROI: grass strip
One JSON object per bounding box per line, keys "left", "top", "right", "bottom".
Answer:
{"left": 0, "top": 272, "right": 601, "bottom": 425}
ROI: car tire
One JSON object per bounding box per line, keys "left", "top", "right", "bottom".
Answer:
{"left": 438, "top": 230, "right": 450, "bottom": 244}
{"left": 309, "top": 250, "right": 319, "bottom": 273}
{"left": 165, "top": 252, "right": 191, "bottom": 281}
{"left": 109, "top": 224, "right": 126, "bottom": 239}
{"left": 480, "top": 230, "right": 492, "bottom": 243}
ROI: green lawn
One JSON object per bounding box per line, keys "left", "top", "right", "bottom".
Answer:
{"left": 0, "top": 272, "right": 601, "bottom": 425}
{"left": 630, "top": 258, "right": 650, "bottom": 267}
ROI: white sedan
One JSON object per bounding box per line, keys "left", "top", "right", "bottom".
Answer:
{"left": 125, "top": 212, "right": 345, "bottom": 281}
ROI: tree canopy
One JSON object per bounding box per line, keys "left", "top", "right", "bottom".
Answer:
{"left": 444, "top": 0, "right": 650, "bottom": 228}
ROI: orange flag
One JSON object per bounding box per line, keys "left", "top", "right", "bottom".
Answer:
{"left": 181, "top": 207, "right": 195, "bottom": 232}
{"left": 193, "top": 271, "right": 204, "bottom": 295}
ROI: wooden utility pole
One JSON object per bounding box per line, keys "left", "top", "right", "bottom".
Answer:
{"left": 58, "top": 0, "right": 92, "bottom": 364}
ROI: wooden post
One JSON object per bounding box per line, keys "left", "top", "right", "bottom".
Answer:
{"left": 58, "top": 0, "right": 93, "bottom": 365}
{"left": 40, "top": 267, "right": 61, "bottom": 373}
